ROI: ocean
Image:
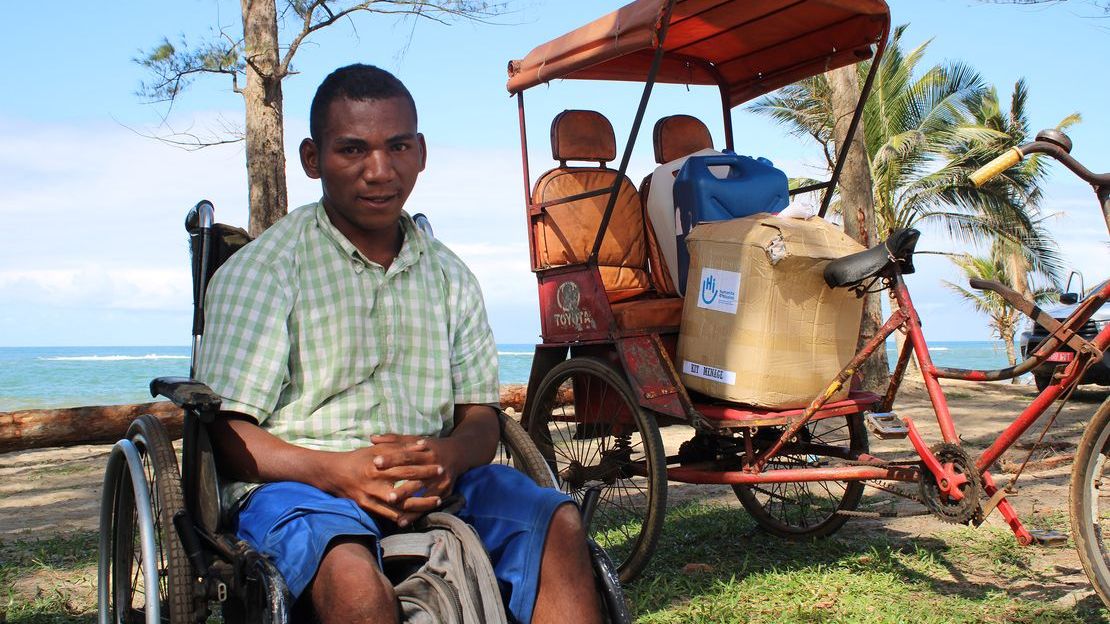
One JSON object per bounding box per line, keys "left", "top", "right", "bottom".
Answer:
{"left": 0, "top": 342, "right": 1021, "bottom": 412}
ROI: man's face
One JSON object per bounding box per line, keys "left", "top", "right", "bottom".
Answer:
{"left": 300, "top": 96, "right": 426, "bottom": 240}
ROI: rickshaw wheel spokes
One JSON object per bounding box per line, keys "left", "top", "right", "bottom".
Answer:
{"left": 733, "top": 414, "right": 868, "bottom": 539}
{"left": 525, "top": 356, "right": 667, "bottom": 583}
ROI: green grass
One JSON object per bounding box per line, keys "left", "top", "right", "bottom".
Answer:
{"left": 623, "top": 501, "right": 1109, "bottom": 623}
{"left": 2, "top": 507, "right": 1108, "bottom": 624}
{"left": 0, "top": 532, "right": 98, "bottom": 624}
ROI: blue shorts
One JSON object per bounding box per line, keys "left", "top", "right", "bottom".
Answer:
{"left": 234, "top": 464, "right": 571, "bottom": 624}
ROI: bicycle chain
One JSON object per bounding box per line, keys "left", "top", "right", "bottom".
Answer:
{"left": 838, "top": 458, "right": 927, "bottom": 516}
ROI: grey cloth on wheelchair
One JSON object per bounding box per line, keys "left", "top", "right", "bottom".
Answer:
{"left": 382, "top": 512, "right": 509, "bottom": 624}
{"left": 220, "top": 479, "right": 259, "bottom": 525}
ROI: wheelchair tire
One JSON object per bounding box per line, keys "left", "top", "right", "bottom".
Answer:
{"left": 495, "top": 410, "right": 557, "bottom": 488}
{"left": 589, "top": 538, "right": 632, "bottom": 624}
{"left": 526, "top": 357, "right": 667, "bottom": 583}
{"left": 107, "top": 414, "right": 196, "bottom": 623}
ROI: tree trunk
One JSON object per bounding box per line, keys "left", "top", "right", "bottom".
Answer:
{"left": 1001, "top": 325, "right": 1019, "bottom": 384}
{"left": 241, "top": 0, "right": 288, "bottom": 236}
{"left": 828, "top": 65, "right": 891, "bottom": 393}
{"left": 0, "top": 385, "right": 560, "bottom": 453}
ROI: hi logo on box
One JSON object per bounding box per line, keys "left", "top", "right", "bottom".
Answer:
{"left": 697, "top": 267, "right": 739, "bottom": 314}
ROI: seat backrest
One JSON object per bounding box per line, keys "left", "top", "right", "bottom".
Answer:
{"left": 653, "top": 115, "right": 713, "bottom": 165}
{"left": 531, "top": 110, "right": 650, "bottom": 303}
{"left": 189, "top": 221, "right": 252, "bottom": 357}
{"left": 639, "top": 115, "right": 716, "bottom": 296}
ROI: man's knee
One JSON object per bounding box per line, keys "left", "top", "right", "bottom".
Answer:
{"left": 311, "top": 537, "right": 397, "bottom": 624}
{"left": 548, "top": 502, "right": 587, "bottom": 542}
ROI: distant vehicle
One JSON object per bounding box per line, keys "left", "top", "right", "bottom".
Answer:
{"left": 1019, "top": 273, "right": 1110, "bottom": 391}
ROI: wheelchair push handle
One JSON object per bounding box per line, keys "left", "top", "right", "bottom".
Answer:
{"left": 187, "top": 199, "right": 215, "bottom": 234}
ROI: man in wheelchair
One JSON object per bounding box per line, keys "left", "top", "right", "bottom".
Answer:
{"left": 195, "top": 64, "right": 602, "bottom": 624}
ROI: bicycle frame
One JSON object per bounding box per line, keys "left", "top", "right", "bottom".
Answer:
{"left": 666, "top": 270, "right": 1107, "bottom": 541}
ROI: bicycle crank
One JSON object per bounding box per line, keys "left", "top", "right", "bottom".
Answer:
{"left": 918, "top": 443, "right": 982, "bottom": 525}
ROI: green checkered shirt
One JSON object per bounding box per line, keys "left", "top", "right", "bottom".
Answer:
{"left": 195, "top": 202, "right": 500, "bottom": 451}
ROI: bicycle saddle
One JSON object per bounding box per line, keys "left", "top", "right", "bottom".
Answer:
{"left": 823, "top": 228, "right": 920, "bottom": 289}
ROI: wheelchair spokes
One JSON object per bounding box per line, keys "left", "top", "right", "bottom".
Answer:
{"left": 102, "top": 415, "right": 194, "bottom": 624}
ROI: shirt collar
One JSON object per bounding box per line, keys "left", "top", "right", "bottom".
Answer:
{"left": 314, "top": 201, "right": 426, "bottom": 273}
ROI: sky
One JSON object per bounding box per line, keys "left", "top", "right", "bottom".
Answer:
{"left": 0, "top": 0, "right": 1107, "bottom": 347}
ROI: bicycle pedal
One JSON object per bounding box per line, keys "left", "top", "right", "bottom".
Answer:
{"left": 1029, "top": 529, "right": 1069, "bottom": 547}
{"left": 864, "top": 411, "right": 908, "bottom": 439}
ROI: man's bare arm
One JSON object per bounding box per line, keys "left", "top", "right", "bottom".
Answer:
{"left": 209, "top": 413, "right": 443, "bottom": 525}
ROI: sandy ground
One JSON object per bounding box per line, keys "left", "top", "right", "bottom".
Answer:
{"left": 1, "top": 377, "right": 1107, "bottom": 611}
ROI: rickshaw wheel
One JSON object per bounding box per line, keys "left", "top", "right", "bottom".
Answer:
{"left": 732, "top": 414, "right": 868, "bottom": 539}
{"left": 525, "top": 356, "right": 667, "bottom": 583}
{"left": 494, "top": 410, "right": 557, "bottom": 488}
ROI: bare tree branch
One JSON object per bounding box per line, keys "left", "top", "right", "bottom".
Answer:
{"left": 119, "top": 115, "right": 246, "bottom": 152}
{"left": 279, "top": 1, "right": 504, "bottom": 76}
{"left": 136, "top": 35, "right": 245, "bottom": 104}
{"left": 135, "top": 0, "right": 514, "bottom": 233}
{"left": 977, "top": 0, "right": 1110, "bottom": 13}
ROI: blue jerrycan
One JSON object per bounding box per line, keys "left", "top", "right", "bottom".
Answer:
{"left": 674, "top": 152, "right": 789, "bottom": 294}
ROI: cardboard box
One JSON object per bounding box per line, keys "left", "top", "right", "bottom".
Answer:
{"left": 677, "top": 214, "right": 866, "bottom": 408}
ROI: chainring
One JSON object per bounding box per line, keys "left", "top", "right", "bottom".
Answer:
{"left": 918, "top": 443, "right": 982, "bottom": 525}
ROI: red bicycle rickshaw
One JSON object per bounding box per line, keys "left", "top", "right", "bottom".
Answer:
{"left": 505, "top": 0, "right": 1110, "bottom": 605}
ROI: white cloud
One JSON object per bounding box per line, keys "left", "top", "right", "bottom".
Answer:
{"left": 0, "top": 118, "right": 548, "bottom": 343}
{"left": 0, "top": 266, "right": 191, "bottom": 311}
{"left": 1, "top": 112, "right": 1106, "bottom": 346}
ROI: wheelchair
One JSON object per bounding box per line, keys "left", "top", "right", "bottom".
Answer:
{"left": 97, "top": 200, "right": 630, "bottom": 624}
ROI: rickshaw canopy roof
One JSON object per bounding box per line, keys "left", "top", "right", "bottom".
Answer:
{"left": 506, "top": 0, "right": 890, "bottom": 107}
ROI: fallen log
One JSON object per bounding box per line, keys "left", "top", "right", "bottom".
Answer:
{"left": 0, "top": 401, "right": 184, "bottom": 454}
{"left": 0, "top": 384, "right": 571, "bottom": 454}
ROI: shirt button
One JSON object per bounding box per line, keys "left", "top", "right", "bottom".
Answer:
{"left": 352, "top": 261, "right": 363, "bottom": 273}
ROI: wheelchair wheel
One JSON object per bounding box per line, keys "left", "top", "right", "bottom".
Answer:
{"left": 732, "top": 414, "right": 868, "bottom": 539}
{"left": 588, "top": 538, "right": 632, "bottom": 624}
{"left": 495, "top": 410, "right": 556, "bottom": 488}
{"left": 105, "top": 414, "right": 195, "bottom": 623}
{"left": 526, "top": 357, "right": 667, "bottom": 583}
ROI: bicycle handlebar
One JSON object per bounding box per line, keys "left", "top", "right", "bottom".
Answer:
{"left": 968, "top": 148, "right": 1022, "bottom": 187}
{"left": 969, "top": 131, "right": 1110, "bottom": 189}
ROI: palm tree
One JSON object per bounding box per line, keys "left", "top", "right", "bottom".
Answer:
{"left": 751, "top": 27, "right": 1078, "bottom": 380}
{"left": 945, "top": 249, "right": 1058, "bottom": 381}
{"left": 749, "top": 26, "right": 1060, "bottom": 262}
{"left": 928, "top": 80, "right": 1079, "bottom": 293}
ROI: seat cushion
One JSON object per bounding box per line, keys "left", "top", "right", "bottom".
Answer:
{"left": 532, "top": 168, "right": 650, "bottom": 302}
{"left": 610, "top": 296, "right": 683, "bottom": 331}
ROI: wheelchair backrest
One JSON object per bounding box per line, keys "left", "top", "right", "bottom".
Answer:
{"left": 186, "top": 201, "right": 251, "bottom": 376}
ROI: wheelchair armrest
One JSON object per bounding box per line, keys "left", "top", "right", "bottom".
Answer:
{"left": 150, "top": 377, "right": 222, "bottom": 420}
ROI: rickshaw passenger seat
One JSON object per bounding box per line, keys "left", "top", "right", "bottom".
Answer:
{"left": 653, "top": 115, "right": 714, "bottom": 165}
{"left": 640, "top": 115, "right": 716, "bottom": 295}
{"left": 532, "top": 109, "right": 652, "bottom": 303}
